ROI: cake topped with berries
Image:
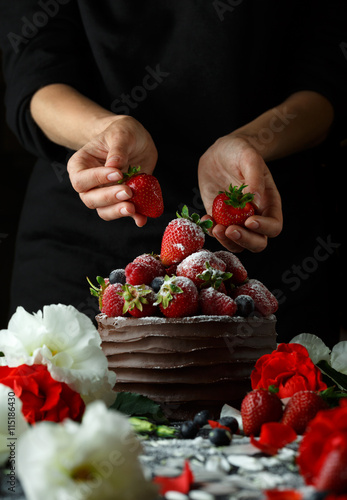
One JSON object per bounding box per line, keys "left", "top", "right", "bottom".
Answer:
{"left": 93, "top": 206, "right": 278, "bottom": 419}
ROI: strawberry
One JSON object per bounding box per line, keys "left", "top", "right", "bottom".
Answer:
{"left": 214, "top": 250, "right": 248, "bottom": 285}
{"left": 233, "top": 279, "right": 278, "bottom": 316}
{"left": 212, "top": 184, "right": 255, "bottom": 227}
{"left": 314, "top": 440, "right": 347, "bottom": 493}
{"left": 87, "top": 276, "right": 125, "bottom": 317}
{"left": 281, "top": 391, "right": 329, "bottom": 435}
{"left": 125, "top": 253, "right": 165, "bottom": 285}
{"left": 241, "top": 388, "right": 283, "bottom": 436}
{"left": 176, "top": 250, "right": 226, "bottom": 288}
{"left": 122, "top": 284, "right": 157, "bottom": 317}
{"left": 199, "top": 287, "right": 237, "bottom": 316}
{"left": 118, "top": 165, "right": 164, "bottom": 218}
{"left": 160, "top": 205, "right": 213, "bottom": 267}
{"left": 154, "top": 275, "right": 199, "bottom": 318}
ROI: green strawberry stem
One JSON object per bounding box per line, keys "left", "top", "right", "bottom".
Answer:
{"left": 197, "top": 262, "right": 232, "bottom": 289}
{"left": 122, "top": 284, "right": 151, "bottom": 314}
{"left": 221, "top": 184, "right": 255, "bottom": 209}
{"left": 87, "top": 276, "right": 109, "bottom": 311}
{"left": 154, "top": 275, "right": 183, "bottom": 309}
{"left": 319, "top": 386, "right": 347, "bottom": 407}
{"left": 177, "top": 205, "right": 213, "bottom": 234}
{"left": 117, "top": 165, "right": 142, "bottom": 184}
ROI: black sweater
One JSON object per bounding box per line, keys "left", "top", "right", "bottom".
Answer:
{"left": 0, "top": 0, "right": 346, "bottom": 344}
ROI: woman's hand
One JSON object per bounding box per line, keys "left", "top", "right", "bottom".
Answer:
{"left": 67, "top": 115, "right": 158, "bottom": 226}
{"left": 198, "top": 135, "right": 283, "bottom": 252}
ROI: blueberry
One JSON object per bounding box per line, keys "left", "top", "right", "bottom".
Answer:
{"left": 235, "top": 295, "right": 255, "bottom": 317}
{"left": 209, "top": 428, "right": 232, "bottom": 446}
{"left": 180, "top": 420, "right": 199, "bottom": 439}
{"left": 109, "top": 269, "right": 126, "bottom": 285}
{"left": 193, "top": 409, "right": 211, "bottom": 427}
{"left": 218, "top": 416, "right": 239, "bottom": 434}
{"left": 150, "top": 276, "right": 165, "bottom": 293}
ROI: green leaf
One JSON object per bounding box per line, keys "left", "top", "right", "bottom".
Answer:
{"left": 110, "top": 392, "right": 168, "bottom": 423}
{"left": 317, "top": 360, "right": 347, "bottom": 391}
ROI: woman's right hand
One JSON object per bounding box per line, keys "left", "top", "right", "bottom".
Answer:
{"left": 67, "top": 115, "right": 158, "bottom": 227}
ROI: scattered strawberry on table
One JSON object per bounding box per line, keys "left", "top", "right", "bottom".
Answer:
{"left": 212, "top": 183, "right": 255, "bottom": 227}
{"left": 241, "top": 388, "right": 283, "bottom": 436}
{"left": 118, "top": 165, "right": 164, "bottom": 218}
{"left": 89, "top": 204, "right": 278, "bottom": 319}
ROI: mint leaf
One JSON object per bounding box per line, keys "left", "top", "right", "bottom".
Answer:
{"left": 110, "top": 392, "right": 168, "bottom": 423}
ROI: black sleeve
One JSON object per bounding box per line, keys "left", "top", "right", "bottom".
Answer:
{"left": 0, "top": 0, "right": 91, "bottom": 162}
{"left": 285, "top": 0, "right": 347, "bottom": 140}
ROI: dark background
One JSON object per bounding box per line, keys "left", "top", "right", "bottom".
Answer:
{"left": 0, "top": 52, "right": 35, "bottom": 329}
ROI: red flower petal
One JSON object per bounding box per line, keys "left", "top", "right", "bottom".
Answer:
{"left": 250, "top": 422, "right": 297, "bottom": 455}
{"left": 208, "top": 420, "right": 230, "bottom": 431}
{"left": 264, "top": 489, "right": 303, "bottom": 500}
{"left": 153, "top": 460, "right": 194, "bottom": 495}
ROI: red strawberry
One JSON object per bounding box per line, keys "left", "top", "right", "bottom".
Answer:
{"left": 160, "top": 205, "right": 213, "bottom": 267}
{"left": 214, "top": 250, "right": 248, "bottom": 285}
{"left": 199, "top": 287, "right": 237, "bottom": 316}
{"left": 87, "top": 276, "right": 125, "bottom": 317}
{"left": 314, "top": 440, "right": 347, "bottom": 493}
{"left": 122, "top": 284, "right": 157, "bottom": 317}
{"left": 241, "top": 389, "right": 283, "bottom": 436}
{"left": 233, "top": 279, "right": 278, "bottom": 316}
{"left": 119, "top": 165, "right": 164, "bottom": 218}
{"left": 155, "top": 275, "right": 199, "bottom": 318}
{"left": 212, "top": 184, "right": 255, "bottom": 227}
{"left": 176, "top": 250, "right": 226, "bottom": 288}
{"left": 281, "top": 391, "right": 329, "bottom": 435}
{"left": 125, "top": 253, "right": 165, "bottom": 285}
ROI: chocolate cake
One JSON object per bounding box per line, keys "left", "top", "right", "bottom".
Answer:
{"left": 97, "top": 313, "right": 277, "bottom": 420}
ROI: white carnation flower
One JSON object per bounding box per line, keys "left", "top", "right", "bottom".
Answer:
{"left": 0, "top": 304, "right": 116, "bottom": 406}
{"left": 289, "top": 333, "right": 331, "bottom": 364}
{"left": 17, "top": 401, "right": 158, "bottom": 500}
{"left": 0, "top": 384, "right": 28, "bottom": 466}
{"left": 330, "top": 341, "right": 347, "bottom": 375}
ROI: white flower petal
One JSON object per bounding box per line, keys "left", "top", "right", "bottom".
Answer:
{"left": 17, "top": 401, "right": 157, "bottom": 500}
{"left": 0, "top": 384, "right": 29, "bottom": 466}
{"left": 0, "top": 304, "right": 116, "bottom": 406}
{"left": 289, "top": 333, "right": 331, "bottom": 364}
{"left": 331, "top": 341, "right": 347, "bottom": 375}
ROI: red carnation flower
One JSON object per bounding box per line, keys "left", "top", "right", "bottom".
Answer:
{"left": 0, "top": 364, "right": 85, "bottom": 424}
{"left": 251, "top": 343, "right": 327, "bottom": 398}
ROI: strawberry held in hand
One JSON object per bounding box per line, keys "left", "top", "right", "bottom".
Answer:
{"left": 119, "top": 165, "right": 164, "bottom": 218}
{"left": 212, "top": 183, "right": 255, "bottom": 227}
{"left": 160, "top": 205, "right": 213, "bottom": 267}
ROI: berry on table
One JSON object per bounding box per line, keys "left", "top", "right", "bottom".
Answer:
{"left": 241, "top": 388, "right": 283, "bottom": 436}
{"left": 180, "top": 420, "right": 199, "bottom": 439}
{"left": 193, "top": 410, "right": 211, "bottom": 427}
{"left": 209, "top": 428, "right": 232, "bottom": 446}
{"left": 218, "top": 416, "right": 239, "bottom": 434}
{"left": 281, "top": 390, "right": 329, "bottom": 434}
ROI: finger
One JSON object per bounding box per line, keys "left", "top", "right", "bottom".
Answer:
{"left": 224, "top": 225, "right": 268, "bottom": 253}
{"left": 245, "top": 213, "right": 283, "bottom": 238}
{"left": 68, "top": 151, "right": 123, "bottom": 192}
{"left": 96, "top": 201, "right": 148, "bottom": 227}
{"left": 212, "top": 224, "right": 245, "bottom": 253}
{"left": 79, "top": 184, "right": 133, "bottom": 210}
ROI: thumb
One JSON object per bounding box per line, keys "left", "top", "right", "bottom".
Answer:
{"left": 104, "top": 140, "right": 130, "bottom": 169}
{"left": 242, "top": 156, "right": 267, "bottom": 211}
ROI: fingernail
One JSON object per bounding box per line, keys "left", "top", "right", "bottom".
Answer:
{"left": 116, "top": 190, "right": 131, "bottom": 201}
{"left": 107, "top": 171, "right": 122, "bottom": 181}
{"left": 120, "top": 207, "right": 130, "bottom": 215}
{"left": 213, "top": 229, "right": 225, "bottom": 239}
{"left": 231, "top": 230, "right": 241, "bottom": 240}
{"left": 248, "top": 220, "right": 259, "bottom": 230}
